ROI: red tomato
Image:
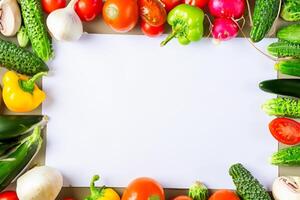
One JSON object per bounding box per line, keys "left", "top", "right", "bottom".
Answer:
{"left": 103, "top": 0, "right": 139, "bottom": 32}
{"left": 159, "top": 0, "right": 182, "bottom": 12}
{"left": 0, "top": 191, "right": 18, "bottom": 200}
{"left": 74, "top": 0, "right": 103, "bottom": 22}
{"left": 41, "top": 0, "right": 66, "bottom": 14}
{"left": 269, "top": 118, "right": 300, "bottom": 145}
{"left": 173, "top": 195, "right": 193, "bottom": 200}
{"left": 138, "top": 0, "right": 167, "bottom": 27}
{"left": 141, "top": 20, "right": 164, "bottom": 37}
{"left": 122, "top": 177, "right": 165, "bottom": 200}
{"left": 64, "top": 198, "right": 75, "bottom": 200}
{"left": 209, "top": 190, "right": 240, "bottom": 200}
{"left": 184, "top": 0, "right": 209, "bottom": 8}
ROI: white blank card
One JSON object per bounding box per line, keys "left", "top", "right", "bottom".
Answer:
{"left": 43, "top": 34, "right": 277, "bottom": 189}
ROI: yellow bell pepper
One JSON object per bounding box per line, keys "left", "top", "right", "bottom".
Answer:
{"left": 2, "top": 71, "right": 46, "bottom": 113}
{"left": 85, "top": 175, "right": 120, "bottom": 200}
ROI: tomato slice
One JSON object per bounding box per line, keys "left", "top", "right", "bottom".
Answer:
{"left": 138, "top": 0, "right": 167, "bottom": 27}
{"left": 269, "top": 118, "right": 300, "bottom": 145}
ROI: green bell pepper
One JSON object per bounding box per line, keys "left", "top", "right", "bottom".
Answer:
{"left": 161, "top": 4, "right": 204, "bottom": 46}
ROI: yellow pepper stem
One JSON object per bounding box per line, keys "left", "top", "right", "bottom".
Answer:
{"left": 19, "top": 72, "right": 47, "bottom": 93}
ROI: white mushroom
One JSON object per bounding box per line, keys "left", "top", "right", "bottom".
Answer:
{"left": 0, "top": 0, "right": 21, "bottom": 37}
{"left": 273, "top": 176, "right": 300, "bottom": 200}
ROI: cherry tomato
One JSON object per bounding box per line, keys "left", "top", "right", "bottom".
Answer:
{"left": 122, "top": 177, "right": 165, "bottom": 200}
{"left": 141, "top": 20, "right": 164, "bottom": 37}
{"left": 103, "top": 0, "right": 139, "bottom": 33}
{"left": 269, "top": 118, "right": 300, "bottom": 145}
{"left": 138, "top": 0, "right": 167, "bottom": 27}
{"left": 209, "top": 190, "right": 240, "bottom": 200}
{"left": 0, "top": 191, "right": 18, "bottom": 200}
{"left": 64, "top": 198, "right": 75, "bottom": 200}
{"left": 41, "top": 0, "right": 66, "bottom": 14}
{"left": 159, "top": 0, "right": 182, "bottom": 12}
{"left": 173, "top": 195, "right": 192, "bottom": 200}
{"left": 74, "top": 0, "right": 103, "bottom": 22}
{"left": 184, "top": 0, "right": 208, "bottom": 8}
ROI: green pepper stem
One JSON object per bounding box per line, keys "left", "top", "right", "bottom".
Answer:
{"left": 88, "top": 175, "right": 105, "bottom": 198}
{"left": 20, "top": 72, "right": 47, "bottom": 93}
{"left": 160, "top": 30, "right": 177, "bottom": 47}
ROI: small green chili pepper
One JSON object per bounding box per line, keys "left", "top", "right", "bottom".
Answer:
{"left": 161, "top": 4, "right": 204, "bottom": 46}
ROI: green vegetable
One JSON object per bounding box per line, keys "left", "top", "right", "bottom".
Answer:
{"left": 0, "top": 126, "right": 42, "bottom": 191}
{"left": 0, "top": 115, "right": 46, "bottom": 140}
{"left": 268, "top": 41, "right": 300, "bottom": 58}
{"left": 188, "top": 181, "right": 209, "bottom": 200}
{"left": 250, "top": 0, "right": 280, "bottom": 42}
{"left": 277, "top": 24, "right": 300, "bottom": 44}
{"left": 271, "top": 145, "right": 300, "bottom": 166}
{"left": 19, "top": 0, "right": 54, "bottom": 61}
{"left": 262, "top": 97, "right": 300, "bottom": 118}
{"left": 0, "top": 140, "right": 22, "bottom": 158}
{"left": 276, "top": 59, "right": 300, "bottom": 77}
{"left": 0, "top": 38, "right": 48, "bottom": 76}
{"left": 229, "top": 163, "right": 272, "bottom": 200}
{"left": 259, "top": 79, "right": 300, "bottom": 98}
{"left": 281, "top": 0, "right": 300, "bottom": 22}
{"left": 17, "top": 26, "right": 29, "bottom": 48}
{"left": 161, "top": 4, "right": 204, "bottom": 46}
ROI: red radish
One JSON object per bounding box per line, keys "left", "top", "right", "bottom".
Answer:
{"left": 208, "top": 0, "right": 245, "bottom": 19}
{"left": 212, "top": 18, "right": 239, "bottom": 42}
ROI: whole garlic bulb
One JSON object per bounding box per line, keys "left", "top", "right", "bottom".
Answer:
{"left": 47, "top": 0, "right": 83, "bottom": 41}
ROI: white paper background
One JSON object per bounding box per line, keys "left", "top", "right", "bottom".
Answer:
{"left": 43, "top": 34, "right": 277, "bottom": 189}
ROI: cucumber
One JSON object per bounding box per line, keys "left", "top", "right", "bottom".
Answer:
{"left": 17, "top": 26, "right": 29, "bottom": 48}
{"left": 0, "top": 115, "right": 47, "bottom": 140}
{"left": 259, "top": 79, "right": 300, "bottom": 98}
{"left": 229, "top": 163, "right": 272, "bottom": 200}
{"left": 281, "top": 0, "right": 300, "bottom": 22}
{"left": 250, "top": 0, "right": 280, "bottom": 42}
{"left": 0, "top": 126, "right": 42, "bottom": 191}
{"left": 268, "top": 41, "right": 300, "bottom": 58}
{"left": 0, "top": 140, "right": 22, "bottom": 158}
{"left": 276, "top": 59, "right": 300, "bottom": 77}
{"left": 0, "top": 38, "right": 48, "bottom": 76}
{"left": 271, "top": 145, "right": 300, "bottom": 166}
{"left": 262, "top": 97, "right": 300, "bottom": 118}
{"left": 277, "top": 24, "right": 300, "bottom": 44}
{"left": 19, "top": 0, "right": 54, "bottom": 61}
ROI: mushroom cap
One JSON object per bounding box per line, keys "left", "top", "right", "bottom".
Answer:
{"left": 0, "top": 0, "right": 21, "bottom": 36}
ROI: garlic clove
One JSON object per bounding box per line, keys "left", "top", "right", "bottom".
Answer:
{"left": 0, "top": 0, "right": 21, "bottom": 36}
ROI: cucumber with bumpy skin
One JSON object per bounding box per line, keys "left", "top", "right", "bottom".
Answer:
{"left": 268, "top": 41, "right": 300, "bottom": 58}
{"left": 276, "top": 59, "right": 300, "bottom": 77}
{"left": 19, "top": 0, "right": 54, "bottom": 61}
{"left": 229, "top": 163, "right": 272, "bottom": 200}
{"left": 277, "top": 24, "right": 300, "bottom": 44}
{"left": 281, "top": 0, "right": 300, "bottom": 22}
{"left": 0, "top": 126, "right": 42, "bottom": 191}
{"left": 262, "top": 97, "right": 300, "bottom": 118}
{"left": 250, "top": 0, "right": 280, "bottom": 42}
{"left": 0, "top": 39, "right": 48, "bottom": 76}
{"left": 271, "top": 145, "right": 300, "bottom": 166}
